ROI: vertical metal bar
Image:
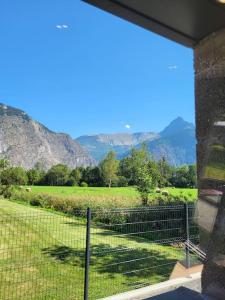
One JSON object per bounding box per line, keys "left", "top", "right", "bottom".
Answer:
{"left": 184, "top": 203, "right": 190, "bottom": 268}
{"left": 84, "top": 207, "right": 91, "bottom": 300}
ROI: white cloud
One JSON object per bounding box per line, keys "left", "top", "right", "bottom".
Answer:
{"left": 125, "top": 124, "right": 131, "bottom": 129}
{"left": 168, "top": 65, "right": 178, "bottom": 70}
{"left": 56, "top": 24, "right": 69, "bottom": 30}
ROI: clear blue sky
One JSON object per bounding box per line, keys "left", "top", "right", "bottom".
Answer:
{"left": 0, "top": 0, "right": 194, "bottom": 138}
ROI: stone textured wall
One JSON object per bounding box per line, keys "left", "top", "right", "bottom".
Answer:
{"left": 195, "top": 28, "right": 225, "bottom": 180}
{"left": 195, "top": 28, "right": 225, "bottom": 299}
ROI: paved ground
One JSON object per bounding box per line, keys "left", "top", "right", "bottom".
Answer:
{"left": 144, "top": 287, "right": 202, "bottom": 300}
{"left": 102, "top": 273, "right": 202, "bottom": 300}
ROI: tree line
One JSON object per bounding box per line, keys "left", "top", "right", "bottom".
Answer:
{"left": 0, "top": 145, "right": 196, "bottom": 191}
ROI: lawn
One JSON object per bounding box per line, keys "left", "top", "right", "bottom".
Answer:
{"left": 30, "top": 186, "right": 197, "bottom": 200}
{"left": 0, "top": 199, "right": 184, "bottom": 300}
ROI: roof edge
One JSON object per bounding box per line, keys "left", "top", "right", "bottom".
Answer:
{"left": 83, "top": 0, "right": 197, "bottom": 48}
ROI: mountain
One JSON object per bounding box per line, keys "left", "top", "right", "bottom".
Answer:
{"left": 160, "top": 117, "right": 195, "bottom": 138}
{"left": 76, "top": 132, "right": 159, "bottom": 162}
{"left": 146, "top": 118, "right": 196, "bottom": 166}
{"left": 77, "top": 117, "right": 196, "bottom": 166}
{"left": 0, "top": 104, "right": 94, "bottom": 170}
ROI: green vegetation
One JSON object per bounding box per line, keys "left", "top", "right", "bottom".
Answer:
{"left": 0, "top": 199, "right": 184, "bottom": 300}
{"left": 99, "top": 151, "right": 119, "bottom": 188}
{"left": 28, "top": 185, "right": 197, "bottom": 201}
{"left": 0, "top": 146, "right": 197, "bottom": 208}
{"left": 10, "top": 186, "right": 197, "bottom": 219}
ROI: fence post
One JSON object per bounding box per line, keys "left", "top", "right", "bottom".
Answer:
{"left": 184, "top": 203, "right": 190, "bottom": 269}
{"left": 84, "top": 207, "right": 91, "bottom": 300}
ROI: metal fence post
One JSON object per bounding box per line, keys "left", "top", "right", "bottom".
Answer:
{"left": 84, "top": 207, "right": 91, "bottom": 300}
{"left": 184, "top": 203, "right": 190, "bottom": 268}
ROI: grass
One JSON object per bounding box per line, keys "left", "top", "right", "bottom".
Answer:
{"left": 30, "top": 186, "right": 197, "bottom": 200}
{"left": 31, "top": 186, "right": 139, "bottom": 197}
{"left": 0, "top": 199, "right": 184, "bottom": 300}
{"left": 10, "top": 186, "right": 197, "bottom": 216}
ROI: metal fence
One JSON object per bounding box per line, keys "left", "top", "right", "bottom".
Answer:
{"left": 87, "top": 205, "right": 200, "bottom": 299}
{"left": 0, "top": 209, "right": 86, "bottom": 300}
{"left": 0, "top": 203, "right": 201, "bottom": 300}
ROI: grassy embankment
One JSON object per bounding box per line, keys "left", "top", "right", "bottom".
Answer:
{"left": 0, "top": 199, "right": 184, "bottom": 300}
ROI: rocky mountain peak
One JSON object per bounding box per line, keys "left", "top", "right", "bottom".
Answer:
{"left": 0, "top": 103, "right": 95, "bottom": 170}
{"left": 160, "top": 117, "right": 195, "bottom": 138}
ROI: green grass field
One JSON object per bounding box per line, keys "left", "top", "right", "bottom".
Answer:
{"left": 0, "top": 199, "right": 184, "bottom": 300}
{"left": 30, "top": 186, "right": 197, "bottom": 200}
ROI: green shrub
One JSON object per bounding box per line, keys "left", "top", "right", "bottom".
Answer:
{"left": 80, "top": 182, "right": 88, "bottom": 187}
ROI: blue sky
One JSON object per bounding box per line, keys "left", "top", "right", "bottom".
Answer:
{"left": 0, "top": 0, "right": 194, "bottom": 138}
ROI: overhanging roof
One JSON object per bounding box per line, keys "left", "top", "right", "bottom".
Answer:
{"left": 83, "top": 0, "right": 225, "bottom": 48}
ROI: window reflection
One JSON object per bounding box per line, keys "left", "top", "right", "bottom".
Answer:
{"left": 197, "top": 118, "right": 225, "bottom": 252}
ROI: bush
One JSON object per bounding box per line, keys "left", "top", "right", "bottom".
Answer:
{"left": 1, "top": 167, "right": 28, "bottom": 186}
{"left": 80, "top": 182, "right": 88, "bottom": 187}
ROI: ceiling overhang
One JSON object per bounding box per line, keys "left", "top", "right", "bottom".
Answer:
{"left": 83, "top": 0, "right": 225, "bottom": 48}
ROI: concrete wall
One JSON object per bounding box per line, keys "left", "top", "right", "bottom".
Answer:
{"left": 195, "top": 28, "right": 225, "bottom": 299}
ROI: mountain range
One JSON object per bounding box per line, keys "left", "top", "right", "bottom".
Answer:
{"left": 0, "top": 103, "right": 196, "bottom": 169}
{"left": 77, "top": 117, "right": 196, "bottom": 166}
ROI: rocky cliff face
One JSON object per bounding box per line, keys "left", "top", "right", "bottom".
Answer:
{"left": 0, "top": 104, "right": 94, "bottom": 169}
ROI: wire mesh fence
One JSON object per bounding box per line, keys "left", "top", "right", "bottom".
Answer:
{"left": 88, "top": 205, "right": 200, "bottom": 299}
{"left": 0, "top": 207, "right": 86, "bottom": 300}
{"left": 0, "top": 201, "right": 201, "bottom": 300}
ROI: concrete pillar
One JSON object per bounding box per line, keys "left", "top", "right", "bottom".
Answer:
{"left": 195, "top": 28, "right": 225, "bottom": 299}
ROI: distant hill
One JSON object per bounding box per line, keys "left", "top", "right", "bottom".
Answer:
{"left": 76, "top": 132, "right": 159, "bottom": 162}
{"left": 77, "top": 117, "right": 196, "bottom": 166}
{"left": 0, "top": 104, "right": 94, "bottom": 170}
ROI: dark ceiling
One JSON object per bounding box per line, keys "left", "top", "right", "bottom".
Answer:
{"left": 83, "top": 0, "right": 225, "bottom": 48}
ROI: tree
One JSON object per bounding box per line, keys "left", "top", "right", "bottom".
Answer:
{"left": 169, "top": 165, "right": 197, "bottom": 188}
{"left": 134, "top": 147, "right": 159, "bottom": 205}
{"left": 69, "top": 168, "right": 82, "bottom": 186}
{"left": 120, "top": 145, "right": 158, "bottom": 205}
{"left": 119, "top": 146, "right": 150, "bottom": 185}
{"left": 187, "top": 164, "right": 197, "bottom": 188}
{"left": 27, "top": 169, "right": 42, "bottom": 185}
{"left": 45, "top": 164, "right": 70, "bottom": 186}
{"left": 1, "top": 167, "right": 28, "bottom": 186}
{"left": 99, "top": 151, "right": 119, "bottom": 188}
{"left": 83, "top": 167, "right": 103, "bottom": 187}
{"left": 0, "top": 159, "right": 10, "bottom": 184}
{"left": 157, "top": 157, "right": 173, "bottom": 187}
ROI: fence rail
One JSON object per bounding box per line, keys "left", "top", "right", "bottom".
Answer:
{"left": 0, "top": 202, "right": 201, "bottom": 300}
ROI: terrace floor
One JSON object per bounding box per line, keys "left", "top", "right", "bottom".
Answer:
{"left": 146, "top": 287, "right": 202, "bottom": 300}
{"left": 102, "top": 272, "right": 202, "bottom": 300}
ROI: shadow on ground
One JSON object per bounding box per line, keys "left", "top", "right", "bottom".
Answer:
{"left": 144, "top": 287, "right": 202, "bottom": 300}
{"left": 42, "top": 243, "right": 179, "bottom": 280}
